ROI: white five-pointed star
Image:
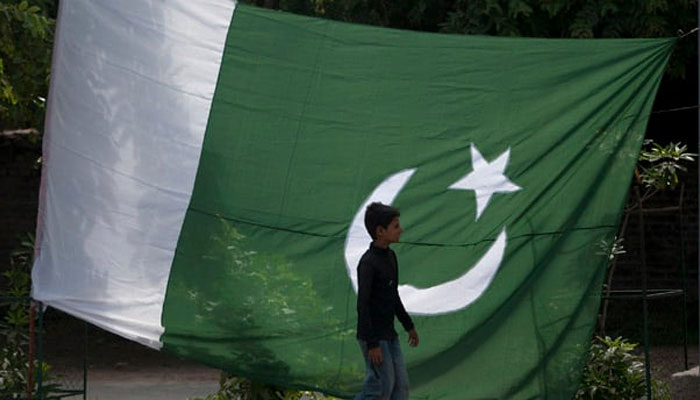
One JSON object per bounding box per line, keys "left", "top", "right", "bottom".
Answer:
{"left": 449, "top": 144, "right": 521, "bottom": 220}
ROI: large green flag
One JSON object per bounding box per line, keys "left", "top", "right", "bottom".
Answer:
{"left": 33, "top": 1, "right": 674, "bottom": 399}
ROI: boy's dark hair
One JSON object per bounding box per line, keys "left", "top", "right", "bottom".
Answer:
{"left": 364, "top": 202, "right": 400, "bottom": 240}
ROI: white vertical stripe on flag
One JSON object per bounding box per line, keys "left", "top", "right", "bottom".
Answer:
{"left": 31, "top": 0, "right": 236, "bottom": 348}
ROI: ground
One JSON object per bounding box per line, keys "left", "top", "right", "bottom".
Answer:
{"left": 39, "top": 310, "right": 219, "bottom": 399}
{"left": 646, "top": 345, "right": 700, "bottom": 400}
{"left": 39, "top": 310, "right": 699, "bottom": 399}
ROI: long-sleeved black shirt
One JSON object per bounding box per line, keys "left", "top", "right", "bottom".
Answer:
{"left": 356, "top": 243, "right": 414, "bottom": 349}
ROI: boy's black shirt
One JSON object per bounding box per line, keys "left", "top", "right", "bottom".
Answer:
{"left": 356, "top": 243, "right": 414, "bottom": 349}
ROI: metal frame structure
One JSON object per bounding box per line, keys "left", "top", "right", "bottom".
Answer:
{"left": 26, "top": 301, "right": 88, "bottom": 400}
{"left": 602, "top": 185, "right": 691, "bottom": 399}
{"left": 696, "top": 0, "right": 700, "bottom": 379}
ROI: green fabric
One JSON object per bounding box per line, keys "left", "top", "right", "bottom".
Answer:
{"left": 161, "top": 4, "right": 674, "bottom": 399}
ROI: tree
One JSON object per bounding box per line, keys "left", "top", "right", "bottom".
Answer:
{"left": 299, "top": 0, "right": 453, "bottom": 32}
{"left": 0, "top": 0, "right": 56, "bottom": 131}
{"left": 440, "top": 0, "right": 697, "bottom": 77}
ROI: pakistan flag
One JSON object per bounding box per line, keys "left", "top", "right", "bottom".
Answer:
{"left": 32, "top": 1, "right": 675, "bottom": 399}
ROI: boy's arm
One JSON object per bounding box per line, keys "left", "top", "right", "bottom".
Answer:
{"left": 395, "top": 293, "right": 414, "bottom": 332}
{"left": 391, "top": 251, "right": 414, "bottom": 333}
{"left": 396, "top": 297, "right": 419, "bottom": 347}
{"left": 357, "top": 261, "right": 379, "bottom": 349}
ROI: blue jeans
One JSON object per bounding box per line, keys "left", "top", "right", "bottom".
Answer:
{"left": 355, "top": 339, "right": 409, "bottom": 400}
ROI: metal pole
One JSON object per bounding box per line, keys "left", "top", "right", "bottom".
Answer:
{"left": 636, "top": 187, "right": 652, "bottom": 399}
{"left": 36, "top": 303, "right": 44, "bottom": 400}
{"left": 697, "top": 0, "right": 700, "bottom": 374}
{"left": 679, "top": 185, "right": 689, "bottom": 370}
{"left": 27, "top": 301, "right": 35, "bottom": 400}
{"left": 83, "top": 321, "right": 88, "bottom": 400}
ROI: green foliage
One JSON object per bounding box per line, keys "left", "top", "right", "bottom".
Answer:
{"left": 440, "top": 0, "right": 696, "bottom": 39}
{"left": 596, "top": 236, "right": 625, "bottom": 261}
{"left": 0, "top": 233, "right": 58, "bottom": 398}
{"left": 0, "top": 0, "right": 56, "bottom": 130}
{"left": 637, "top": 140, "right": 696, "bottom": 190}
{"left": 0, "top": 233, "right": 32, "bottom": 398}
{"left": 439, "top": 0, "right": 696, "bottom": 77}
{"left": 306, "top": 0, "right": 452, "bottom": 31}
{"left": 575, "top": 336, "right": 671, "bottom": 400}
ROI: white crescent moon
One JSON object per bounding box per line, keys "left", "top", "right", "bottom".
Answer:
{"left": 343, "top": 168, "right": 507, "bottom": 315}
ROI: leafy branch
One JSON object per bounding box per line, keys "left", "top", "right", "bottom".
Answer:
{"left": 636, "top": 140, "right": 696, "bottom": 191}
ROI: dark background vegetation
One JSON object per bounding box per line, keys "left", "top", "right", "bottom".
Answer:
{"left": 1, "top": 0, "right": 698, "bottom": 348}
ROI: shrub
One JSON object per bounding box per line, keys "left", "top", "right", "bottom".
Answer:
{"left": 0, "top": 233, "right": 57, "bottom": 398}
{"left": 575, "top": 336, "right": 670, "bottom": 400}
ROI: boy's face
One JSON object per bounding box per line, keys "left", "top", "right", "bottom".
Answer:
{"left": 377, "top": 216, "right": 403, "bottom": 244}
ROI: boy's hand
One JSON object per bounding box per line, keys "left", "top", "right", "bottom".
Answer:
{"left": 368, "top": 347, "right": 383, "bottom": 365}
{"left": 408, "top": 329, "right": 419, "bottom": 347}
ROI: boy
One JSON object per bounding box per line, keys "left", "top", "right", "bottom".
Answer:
{"left": 356, "top": 202, "right": 419, "bottom": 400}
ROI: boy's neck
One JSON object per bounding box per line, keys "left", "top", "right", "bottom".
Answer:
{"left": 373, "top": 239, "right": 390, "bottom": 249}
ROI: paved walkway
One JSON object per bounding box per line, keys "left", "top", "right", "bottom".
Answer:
{"left": 48, "top": 344, "right": 698, "bottom": 400}
{"left": 85, "top": 379, "right": 219, "bottom": 400}
{"left": 51, "top": 364, "right": 221, "bottom": 400}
